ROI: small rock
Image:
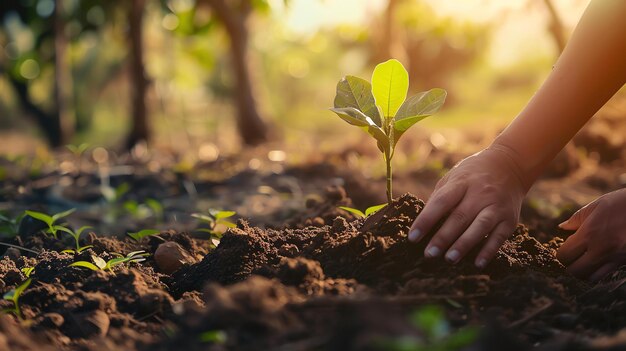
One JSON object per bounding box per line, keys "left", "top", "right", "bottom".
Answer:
{"left": 154, "top": 242, "right": 195, "bottom": 274}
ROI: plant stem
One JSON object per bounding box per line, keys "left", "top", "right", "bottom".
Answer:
{"left": 385, "top": 153, "right": 392, "bottom": 204}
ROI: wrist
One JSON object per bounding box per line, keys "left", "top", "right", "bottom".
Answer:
{"left": 485, "top": 142, "right": 533, "bottom": 192}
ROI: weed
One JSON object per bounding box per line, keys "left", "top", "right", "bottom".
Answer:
{"left": 56, "top": 226, "right": 93, "bottom": 254}
{"left": 192, "top": 209, "right": 236, "bottom": 248}
{"left": 127, "top": 229, "right": 161, "bottom": 242}
{"left": 24, "top": 209, "right": 76, "bottom": 239}
{"left": 331, "top": 59, "right": 446, "bottom": 203}
{"left": 339, "top": 204, "right": 387, "bottom": 218}
{"left": 2, "top": 278, "right": 31, "bottom": 319}
{"left": 70, "top": 251, "right": 149, "bottom": 272}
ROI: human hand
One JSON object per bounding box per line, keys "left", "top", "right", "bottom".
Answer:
{"left": 408, "top": 144, "right": 528, "bottom": 268}
{"left": 556, "top": 188, "right": 626, "bottom": 281}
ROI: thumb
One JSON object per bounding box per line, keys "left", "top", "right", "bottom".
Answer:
{"left": 558, "top": 200, "right": 599, "bottom": 230}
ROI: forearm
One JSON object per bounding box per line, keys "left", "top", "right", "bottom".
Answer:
{"left": 491, "top": 0, "right": 626, "bottom": 188}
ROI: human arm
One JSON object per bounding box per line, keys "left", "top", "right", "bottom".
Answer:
{"left": 408, "top": 0, "right": 626, "bottom": 268}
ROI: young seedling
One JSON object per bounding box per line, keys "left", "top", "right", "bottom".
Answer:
{"left": 339, "top": 204, "right": 387, "bottom": 218}
{"left": 56, "top": 226, "right": 93, "bottom": 254}
{"left": 192, "top": 209, "right": 236, "bottom": 247}
{"left": 24, "top": 209, "right": 76, "bottom": 239}
{"left": 66, "top": 143, "right": 90, "bottom": 173}
{"left": 69, "top": 251, "right": 149, "bottom": 272}
{"left": 331, "top": 59, "right": 446, "bottom": 203}
{"left": 21, "top": 267, "right": 35, "bottom": 278}
{"left": 0, "top": 212, "right": 25, "bottom": 239}
{"left": 127, "top": 229, "right": 161, "bottom": 242}
{"left": 2, "top": 278, "right": 31, "bottom": 319}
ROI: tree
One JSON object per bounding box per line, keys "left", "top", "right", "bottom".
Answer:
{"left": 198, "top": 0, "right": 269, "bottom": 146}
{"left": 125, "top": 0, "right": 150, "bottom": 150}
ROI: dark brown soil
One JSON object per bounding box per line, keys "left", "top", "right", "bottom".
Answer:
{"left": 0, "top": 191, "right": 624, "bottom": 350}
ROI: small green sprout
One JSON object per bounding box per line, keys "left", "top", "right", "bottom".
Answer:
{"left": 122, "top": 199, "right": 163, "bottom": 221}
{"left": 331, "top": 59, "right": 446, "bottom": 203}
{"left": 378, "top": 305, "right": 478, "bottom": 351}
{"left": 3, "top": 278, "right": 31, "bottom": 319}
{"left": 145, "top": 199, "right": 164, "bottom": 223}
{"left": 66, "top": 143, "right": 90, "bottom": 157}
{"left": 339, "top": 204, "right": 387, "bottom": 218}
{"left": 192, "top": 209, "right": 236, "bottom": 248}
{"left": 21, "top": 267, "right": 35, "bottom": 278}
{"left": 0, "top": 212, "right": 25, "bottom": 239}
{"left": 24, "top": 209, "right": 76, "bottom": 239}
{"left": 101, "top": 182, "right": 131, "bottom": 204}
{"left": 69, "top": 251, "right": 149, "bottom": 272}
{"left": 199, "top": 330, "right": 227, "bottom": 344}
{"left": 56, "top": 226, "right": 93, "bottom": 254}
{"left": 127, "top": 229, "right": 161, "bottom": 242}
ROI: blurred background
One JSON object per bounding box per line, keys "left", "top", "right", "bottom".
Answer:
{"left": 0, "top": 0, "right": 591, "bottom": 156}
{"left": 2, "top": 0, "right": 625, "bottom": 235}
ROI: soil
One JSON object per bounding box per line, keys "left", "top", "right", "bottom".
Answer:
{"left": 0, "top": 189, "right": 625, "bottom": 350}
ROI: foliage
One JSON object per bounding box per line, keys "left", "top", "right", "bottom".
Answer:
{"left": 66, "top": 143, "right": 90, "bottom": 157}
{"left": 331, "top": 59, "right": 446, "bottom": 203}
{"left": 379, "top": 305, "right": 478, "bottom": 351}
{"left": 127, "top": 229, "right": 161, "bottom": 242}
{"left": 2, "top": 278, "right": 31, "bottom": 320}
{"left": 24, "top": 209, "right": 76, "bottom": 239}
{"left": 56, "top": 226, "right": 93, "bottom": 254}
{"left": 338, "top": 204, "right": 387, "bottom": 218}
{"left": 0, "top": 212, "right": 25, "bottom": 239}
{"left": 70, "top": 251, "right": 149, "bottom": 272}
{"left": 192, "top": 209, "right": 236, "bottom": 248}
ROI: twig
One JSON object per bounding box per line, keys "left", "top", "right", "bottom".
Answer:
{"left": 0, "top": 242, "right": 40, "bottom": 255}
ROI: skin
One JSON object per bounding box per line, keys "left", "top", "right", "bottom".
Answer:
{"left": 408, "top": 0, "right": 626, "bottom": 279}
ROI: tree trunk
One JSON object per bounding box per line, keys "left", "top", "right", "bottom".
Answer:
{"left": 54, "top": 0, "right": 74, "bottom": 145}
{"left": 125, "top": 0, "right": 150, "bottom": 150}
{"left": 205, "top": 0, "right": 268, "bottom": 146}
{"left": 542, "top": 0, "right": 566, "bottom": 54}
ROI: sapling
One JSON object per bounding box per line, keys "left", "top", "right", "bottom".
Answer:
{"left": 192, "top": 209, "right": 236, "bottom": 247}
{"left": 24, "top": 208, "right": 76, "bottom": 239}
{"left": 339, "top": 204, "right": 387, "bottom": 218}
{"left": 2, "top": 278, "right": 31, "bottom": 319}
{"left": 70, "top": 250, "right": 149, "bottom": 272}
{"left": 56, "top": 226, "right": 93, "bottom": 254}
{"left": 331, "top": 59, "right": 446, "bottom": 203}
{"left": 21, "top": 267, "right": 35, "bottom": 278}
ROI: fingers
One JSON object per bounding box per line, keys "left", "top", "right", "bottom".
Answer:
{"left": 558, "top": 200, "right": 599, "bottom": 231}
{"left": 409, "top": 182, "right": 467, "bottom": 243}
{"left": 444, "top": 208, "right": 499, "bottom": 264}
{"left": 566, "top": 251, "right": 606, "bottom": 279}
{"left": 589, "top": 261, "right": 619, "bottom": 282}
{"left": 475, "top": 221, "right": 515, "bottom": 269}
{"left": 556, "top": 232, "right": 587, "bottom": 265}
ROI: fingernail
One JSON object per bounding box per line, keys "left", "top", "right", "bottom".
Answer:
{"left": 557, "top": 221, "right": 567, "bottom": 229}
{"left": 408, "top": 229, "right": 423, "bottom": 242}
{"left": 476, "top": 258, "right": 488, "bottom": 269}
{"left": 425, "top": 246, "right": 441, "bottom": 258}
{"left": 445, "top": 249, "right": 460, "bottom": 263}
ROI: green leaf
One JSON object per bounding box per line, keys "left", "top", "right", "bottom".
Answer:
{"left": 70, "top": 261, "right": 101, "bottom": 271}
{"left": 77, "top": 245, "right": 93, "bottom": 253}
{"left": 74, "top": 226, "right": 93, "bottom": 236}
{"left": 371, "top": 59, "right": 409, "bottom": 118}
{"left": 93, "top": 256, "right": 107, "bottom": 270}
{"left": 24, "top": 211, "right": 54, "bottom": 226}
{"left": 21, "top": 267, "right": 35, "bottom": 278}
{"left": 220, "top": 221, "right": 237, "bottom": 228}
{"left": 51, "top": 208, "right": 76, "bottom": 222}
{"left": 212, "top": 210, "right": 236, "bottom": 220}
{"left": 3, "top": 279, "right": 31, "bottom": 302}
{"left": 191, "top": 213, "right": 214, "bottom": 224}
{"left": 365, "top": 204, "right": 387, "bottom": 216}
{"left": 330, "top": 107, "right": 373, "bottom": 127}
{"left": 199, "top": 330, "right": 227, "bottom": 344}
{"left": 338, "top": 206, "right": 365, "bottom": 218}
{"left": 333, "top": 75, "right": 381, "bottom": 127}
{"left": 393, "top": 88, "right": 447, "bottom": 133}
{"left": 127, "top": 229, "right": 160, "bottom": 241}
